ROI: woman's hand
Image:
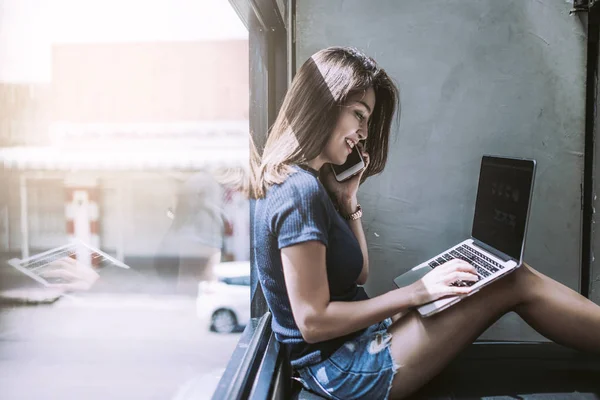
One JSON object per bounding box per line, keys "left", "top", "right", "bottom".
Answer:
{"left": 320, "top": 143, "right": 370, "bottom": 213}
{"left": 39, "top": 257, "right": 100, "bottom": 292}
{"left": 409, "top": 259, "right": 479, "bottom": 306}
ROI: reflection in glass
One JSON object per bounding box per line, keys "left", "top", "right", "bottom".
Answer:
{"left": 0, "top": 1, "right": 248, "bottom": 398}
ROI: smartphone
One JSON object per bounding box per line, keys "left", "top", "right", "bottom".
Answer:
{"left": 331, "top": 145, "right": 365, "bottom": 182}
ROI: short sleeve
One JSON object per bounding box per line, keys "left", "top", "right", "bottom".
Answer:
{"left": 271, "top": 177, "right": 330, "bottom": 249}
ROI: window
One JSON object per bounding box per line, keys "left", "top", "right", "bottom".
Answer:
{"left": 0, "top": 1, "right": 249, "bottom": 398}
{"left": 220, "top": 275, "right": 251, "bottom": 287}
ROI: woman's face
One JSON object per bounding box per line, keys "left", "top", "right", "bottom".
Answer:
{"left": 313, "top": 87, "right": 376, "bottom": 169}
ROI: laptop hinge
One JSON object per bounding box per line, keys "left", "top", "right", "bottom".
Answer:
{"left": 471, "top": 239, "right": 513, "bottom": 262}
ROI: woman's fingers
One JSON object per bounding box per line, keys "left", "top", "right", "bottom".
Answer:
{"left": 455, "top": 263, "right": 477, "bottom": 274}
{"left": 362, "top": 151, "right": 370, "bottom": 168}
{"left": 444, "top": 272, "right": 479, "bottom": 286}
{"left": 446, "top": 285, "right": 473, "bottom": 296}
{"left": 39, "top": 268, "right": 78, "bottom": 280}
{"left": 42, "top": 267, "right": 98, "bottom": 291}
{"left": 445, "top": 271, "right": 479, "bottom": 284}
{"left": 48, "top": 256, "right": 80, "bottom": 271}
{"left": 440, "top": 259, "right": 477, "bottom": 274}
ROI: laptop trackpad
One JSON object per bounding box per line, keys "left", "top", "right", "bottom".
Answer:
{"left": 393, "top": 267, "right": 432, "bottom": 289}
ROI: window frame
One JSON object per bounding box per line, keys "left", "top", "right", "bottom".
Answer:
{"left": 229, "top": 0, "right": 291, "bottom": 319}
{"left": 211, "top": 1, "right": 294, "bottom": 399}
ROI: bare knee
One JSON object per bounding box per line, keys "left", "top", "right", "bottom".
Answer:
{"left": 519, "top": 262, "right": 539, "bottom": 280}
{"left": 486, "top": 261, "right": 538, "bottom": 307}
{"left": 512, "top": 262, "right": 545, "bottom": 303}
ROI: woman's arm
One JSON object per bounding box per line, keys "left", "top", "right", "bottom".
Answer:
{"left": 340, "top": 198, "right": 369, "bottom": 285}
{"left": 282, "top": 240, "right": 478, "bottom": 344}
{"left": 282, "top": 240, "right": 415, "bottom": 344}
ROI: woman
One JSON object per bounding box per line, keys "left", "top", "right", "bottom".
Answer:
{"left": 251, "top": 47, "right": 600, "bottom": 399}
{"left": 155, "top": 171, "right": 225, "bottom": 294}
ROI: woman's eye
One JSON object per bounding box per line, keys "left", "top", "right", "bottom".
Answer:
{"left": 355, "top": 111, "right": 365, "bottom": 121}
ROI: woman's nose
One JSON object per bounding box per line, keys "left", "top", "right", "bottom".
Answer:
{"left": 358, "top": 127, "right": 368, "bottom": 140}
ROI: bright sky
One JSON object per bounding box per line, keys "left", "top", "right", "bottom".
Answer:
{"left": 0, "top": 0, "right": 247, "bottom": 82}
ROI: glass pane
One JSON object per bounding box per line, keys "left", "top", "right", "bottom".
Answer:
{"left": 0, "top": 1, "right": 248, "bottom": 399}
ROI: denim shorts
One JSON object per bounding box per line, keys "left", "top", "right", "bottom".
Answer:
{"left": 294, "top": 318, "right": 398, "bottom": 400}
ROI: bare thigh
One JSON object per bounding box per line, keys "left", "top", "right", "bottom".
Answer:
{"left": 386, "top": 268, "right": 526, "bottom": 399}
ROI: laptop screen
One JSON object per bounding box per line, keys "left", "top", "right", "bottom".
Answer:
{"left": 471, "top": 156, "right": 535, "bottom": 260}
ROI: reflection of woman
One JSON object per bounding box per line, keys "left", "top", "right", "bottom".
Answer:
{"left": 43, "top": 172, "right": 227, "bottom": 296}
{"left": 251, "top": 47, "right": 600, "bottom": 399}
{"left": 155, "top": 171, "right": 225, "bottom": 295}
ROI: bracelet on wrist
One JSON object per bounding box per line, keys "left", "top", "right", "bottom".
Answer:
{"left": 341, "top": 203, "right": 362, "bottom": 221}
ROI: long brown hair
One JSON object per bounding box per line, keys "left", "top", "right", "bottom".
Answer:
{"left": 251, "top": 46, "right": 399, "bottom": 198}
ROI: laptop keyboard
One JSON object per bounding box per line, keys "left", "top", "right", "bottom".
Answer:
{"left": 427, "top": 244, "right": 505, "bottom": 286}
{"left": 22, "top": 249, "right": 77, "bottom": 271}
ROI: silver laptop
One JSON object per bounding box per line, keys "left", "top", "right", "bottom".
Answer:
{"left": 394, "top": 155, "right": 536, "bottom": 317}
{"left": 7, "top": 239, "right": 129, "bottom": 287}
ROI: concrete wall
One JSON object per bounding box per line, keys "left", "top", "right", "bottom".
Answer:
{"left": 296, "top": 0, "right": 586, "bottom": 340}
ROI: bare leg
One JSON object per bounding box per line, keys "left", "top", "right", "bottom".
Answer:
{"left": 387, "top": 263, "right": 600, "bottom": 399}
{"left": 512, "top": 265, "right": 600, "bottom": 352}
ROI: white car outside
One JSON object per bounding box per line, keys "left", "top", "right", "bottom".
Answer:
{"left": 197, "top": 261, "right": 251, "bottom": 333}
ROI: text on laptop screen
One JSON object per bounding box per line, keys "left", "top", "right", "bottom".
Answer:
{"left": 471, "top": 157, "right": 534, "bottom": 260}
